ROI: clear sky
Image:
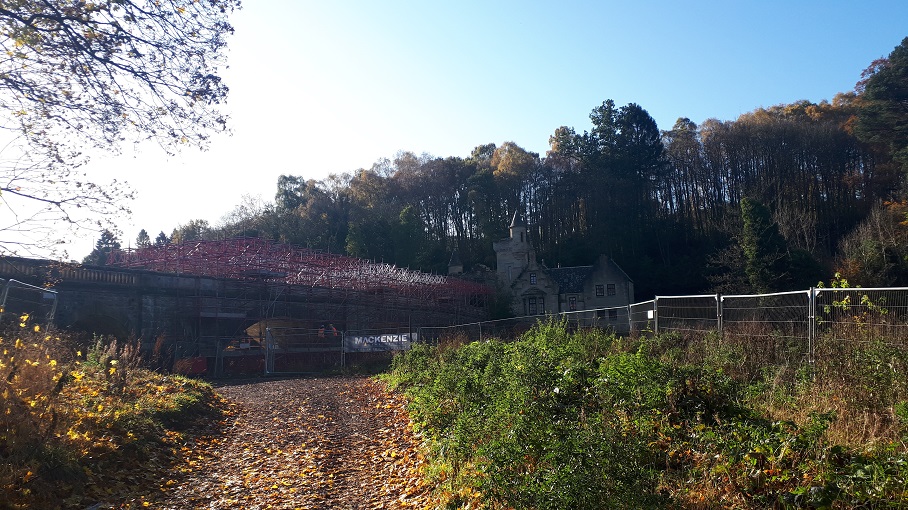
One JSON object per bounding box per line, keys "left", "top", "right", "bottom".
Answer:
{"left": 70, "top": 0, "right": 908, "bottom": 260}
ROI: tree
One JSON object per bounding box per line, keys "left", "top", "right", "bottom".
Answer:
{"left": 836, "top": 201, "right": 908, "bottom": 286}
{"left": 170, "top": 219, "right": 212, "bottom": 244}
{"left": 135, "top": 229, "right": 151, "bottom": 248}
{"left": 738, "top": 198, "right": 822, "bottom": 292}
{"left": 154, "top": 231, "right": 169, "bottom": 247}
{"left": 82, "top": 229, "right": 120, "bottom": 266}
{"left": 0, "top": 1, "right": 240, "bottom": 256}
{"left": 854, "top": 37, "right": 908, "bottom": 174}
{"left": 740, "top": 198, "right": 787, "bottom": 293}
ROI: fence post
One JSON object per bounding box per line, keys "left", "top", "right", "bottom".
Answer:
{"left": 808, "top": 288, "right": 816, "bottom": 365}
{"left": 264, "top": 328, "right": 273, "bottom": 375}
{"left": 653, "top": 297, "right": 659, "bottom": 335}
{"left": 716, "top": 294, "right": 723, "bottom": 339}
{"left": 341, "top": 330, "right": 346, "bottom": 368}
{"left": 626, "top": 304, "right": 632, "bottom": 335}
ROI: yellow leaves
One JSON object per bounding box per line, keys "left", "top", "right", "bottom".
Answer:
{"left": 108, "top": 367, "right": 116, "bottom": 375}
{"left": 97, "top": 404, "right": 104, "bottom": 412}
{"left": 33, "top": 325, "right": 40, "bottom": 332}
{"left": 15, "top": 338, "right": 23, "bottom": 349}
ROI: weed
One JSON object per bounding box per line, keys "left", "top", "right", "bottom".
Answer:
{"left": 389, "top": 322, "right": 908, "bottom": 508}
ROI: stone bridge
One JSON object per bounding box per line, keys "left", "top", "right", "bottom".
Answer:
{"left": 0, "top": 256, "right": 487, "bottom": 367}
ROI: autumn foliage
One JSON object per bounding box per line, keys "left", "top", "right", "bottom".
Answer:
{"left": 0, "top": 317, "right": 224, "bottom": 509}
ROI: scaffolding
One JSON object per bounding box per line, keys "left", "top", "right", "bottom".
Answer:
{"left": 107, "top": 237, "right": 491, "bottom": 302}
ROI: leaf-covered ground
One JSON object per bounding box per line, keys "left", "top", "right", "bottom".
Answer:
{"left": 130, "top": 376, "right": 429, "bottom": 509}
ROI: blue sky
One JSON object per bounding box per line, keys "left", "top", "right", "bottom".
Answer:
{"left": 73, "top": 0, "right": 908, "bottom": 258}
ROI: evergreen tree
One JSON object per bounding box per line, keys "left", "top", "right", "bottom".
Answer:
{"left": 82, "top": 230, "right": 121, "bottom": 266}
{"left": 740, "top": 198, "right": 788, "bottom": 293}
{"left": 154, "top": 231, "right": 170, "bottom": 247}
{"left": 136, "top": 229, "right": 151, "bottom": 248}
{"left": 854, "top": 37, "right": 908, "bottom": 174}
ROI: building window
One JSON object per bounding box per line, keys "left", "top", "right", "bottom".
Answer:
{"left": 607, "top": 283, "right": 616, "bottom": 296}
{"left": 530, "top": 272, "right": 537, "bottom": 285}
{"left": 609, "top": 309, "right": 618, "bottom": 321}
{"left": 528, "top": 297, "right": 537, "bottom": 315}
{"left": 539, "top": 297, "right": 545, "bottom": 314}
{"left": 568, "top": 296, "right": 577, "bottom": 311}
{"left": 595, "top": 284, "right": 604, "bottom": 297}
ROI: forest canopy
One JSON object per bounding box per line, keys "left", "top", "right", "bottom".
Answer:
{"left": 123, "top": 36, "right": 908, "bottom": 299}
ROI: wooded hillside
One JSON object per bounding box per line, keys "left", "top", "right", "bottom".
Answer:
{"left": 116, "top": 37, "right": 908, "bottom": 300}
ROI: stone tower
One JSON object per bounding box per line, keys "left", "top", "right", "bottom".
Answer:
{"left": 493, "top": 209, "right": 536, "bottom": 286}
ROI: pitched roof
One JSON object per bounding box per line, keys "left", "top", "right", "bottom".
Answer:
{"left": 448, "top": 250, "right": 462, "bottom": 267}
{"left": 546, "top": 265, "right": 594, "bottom": 294}
{"left": 509, "top": 208, "right": 525, "bottom": 228}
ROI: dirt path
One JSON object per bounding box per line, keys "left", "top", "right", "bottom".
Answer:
{"left": 149, "top": 376, "right": 429, "bottom": 509}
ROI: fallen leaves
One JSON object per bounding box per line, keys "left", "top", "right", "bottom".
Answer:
{"left": 143, "top": 376, "right": 430, "bottom": 509}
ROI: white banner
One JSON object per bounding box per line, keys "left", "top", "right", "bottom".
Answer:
{"left": 344, "top": 332, "right": 416, "bottom": 352}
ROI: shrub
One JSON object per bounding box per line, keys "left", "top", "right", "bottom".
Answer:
{"left": 389, "top": 323, "right": 908, "bottom": 508}
{"left": 0, "top": 318, "right": 223, "bottom": 508}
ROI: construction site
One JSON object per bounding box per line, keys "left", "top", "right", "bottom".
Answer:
{"left": 105, "top": 237, "right": 492, "bottom": 374}
{"left": 1, "top": 238, "right": 492, "bottom": 375}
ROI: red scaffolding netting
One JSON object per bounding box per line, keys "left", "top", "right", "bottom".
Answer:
{"left": 107, "top": 238, "right": 492, "bottom": 301}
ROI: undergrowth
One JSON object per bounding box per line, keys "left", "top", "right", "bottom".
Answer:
{"left": 0, "top": 316, "right": 225, "bottom": 509}
{"left": 385, "top": 320, "right": 908, "bottom": 509}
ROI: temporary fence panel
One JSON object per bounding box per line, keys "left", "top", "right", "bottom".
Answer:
{"left": 629, "top": 300, "right": 655, "bottom": 334}
{"left": 265, "top": 327, "right": 343, "bottom": 375}
{"left": 721, "top": 290, "right": 811, "bottom": 370}
{"left": 418, "top": 316, "right": 535, "bottom": 344}
{"left": 0, "top": 279, "right": 58, "bottom": 325}
{"left": 417, "top": 306, "right": 632, "bottom": 345}
{"left": 654, "top": 295, "right": 718, "bottom": 335}
{"left": 814, "top": 287, "right": 908, "bottom": 344}
{"left": 813, "top": 287, "right": 908, "bottom": 376}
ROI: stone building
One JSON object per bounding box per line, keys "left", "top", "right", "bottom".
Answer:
{"left": 492, "top": 211, "right": 634, "bottom": 324}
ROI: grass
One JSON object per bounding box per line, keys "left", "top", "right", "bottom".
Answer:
{"left": 385, "top": 320, "right": 908, "bottom": 509}
{"left": 0, "top": 316, "right": 225, "bottom": 509}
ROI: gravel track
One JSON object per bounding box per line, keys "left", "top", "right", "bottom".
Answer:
{"left": 150, "top": 376, "right": 428, "bottom": 509}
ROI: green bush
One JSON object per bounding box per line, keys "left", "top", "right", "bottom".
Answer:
{"left": 389, "top": 323, "right": 908, "bottom": 508}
